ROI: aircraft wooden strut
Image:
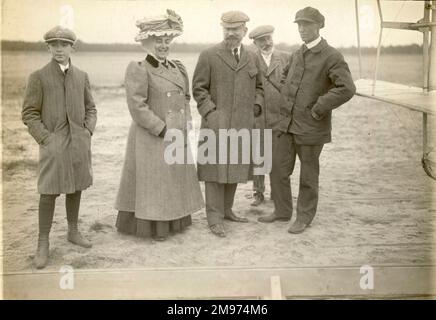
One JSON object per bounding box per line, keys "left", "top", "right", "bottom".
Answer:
{"left": 354, "top": 0, "right": 436, "bottom": 179}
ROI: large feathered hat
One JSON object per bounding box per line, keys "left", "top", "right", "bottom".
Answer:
{"left": 135, "top": 9, "right": 183, "bottom": 41}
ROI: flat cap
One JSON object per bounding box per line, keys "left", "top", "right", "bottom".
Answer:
{"left": 249, "top": 25, "right": 275, "bottom": 40}
{"left": 221, "top": 10, "right": 249, "bottom": 28}
{"left": 294, "top": 7, "right": 325, "bottom": 28}
{"left": 44, "top": 26, "right": 77, "bottom": 44}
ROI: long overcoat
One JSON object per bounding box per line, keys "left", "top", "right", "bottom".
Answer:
{"left": 115, "top": 55, "right": 204, "bottom": 221}
{"left": 22, "top": 59, "right": 97, "bottom": 194}
{"left": 192, "top": 42, "right": 264, "bottom": 183}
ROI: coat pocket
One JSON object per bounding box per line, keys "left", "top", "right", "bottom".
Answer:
{"left": 41, "top": 133, "right": 54, "bottom": 148}
{"left": 165, "top": 109, "right": 186, "bottom": 131}
{"left": 40, "top": 132, "right": 58, "bottom": 156}
{"left": 306, "top": 103, "right": 324, "bottom": 121}
{"left": 205, "top": 109, "right": 219, "bottom": 130}
{"left": 75, "top": 126, "right": 91, "bottom": 152}
{"left": 38, "top": 132, "right": 58, "bottom": 171}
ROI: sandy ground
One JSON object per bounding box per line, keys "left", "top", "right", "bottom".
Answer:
{"left": 2, "top": 87, "right": 435, "bottom": 273}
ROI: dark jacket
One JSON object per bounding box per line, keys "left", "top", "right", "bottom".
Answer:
{"left": 277, "top": 39, "right": 356, "bottom": 145}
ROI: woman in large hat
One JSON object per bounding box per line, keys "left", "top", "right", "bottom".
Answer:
{"left": 115, "top": 10, "right": 204, "bottom": 241}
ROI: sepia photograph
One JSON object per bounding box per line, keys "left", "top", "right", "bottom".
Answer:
{"left": 1, "top": 0, "right": 435, "bottom": 301}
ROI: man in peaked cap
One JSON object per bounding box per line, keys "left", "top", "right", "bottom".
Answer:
{"left": 247, "top": 25, "right": 291, "bottom": 209}
{"left": 192, "top": 11, "right": 264, "bottom": 237}
{"left": 271, "top": 7, "right": 356, "bottom": 234}
{"left": 22, "top": 25, "right": 97, "bottom": 268}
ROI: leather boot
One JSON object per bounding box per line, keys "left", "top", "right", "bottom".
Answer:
{"left": 258, "top": 213, "right": 291, "bottom": 223}
{"left": 288, "top": 220, "right": 308, "bottom": 234}
{"left": 34, "top": 234, "right": 49, "bottom": 269}
{"left": 251, "top": 192, "right": 265, "bottom": 207}
{"left": 67, "top": 224, "right": 92, "bottom": 248}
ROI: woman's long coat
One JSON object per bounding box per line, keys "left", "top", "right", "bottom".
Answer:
{"left": 115, "top": 55, "right": 204, "bottom": 221}
{"left": 192, "top": 42, "right": 264, "bottom": 184}
{"left": 22, "top": 59, "right": 97, "bottom": 194}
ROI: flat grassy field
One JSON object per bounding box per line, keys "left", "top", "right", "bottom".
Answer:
{"left": 1, "top": 51, "right": 434, "bottom": 274}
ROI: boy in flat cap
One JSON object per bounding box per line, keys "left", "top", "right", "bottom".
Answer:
{"left": 248, "top": 25, "right": 291, "bottom": 209}
{"left": 22, "top": 26, "right": 97, "bottom": 268}
{"left": 193, "top": 11, "right": 264, "bottom": 237}
{"left": 272, "top": 7, "right": 355, "bottom": 234}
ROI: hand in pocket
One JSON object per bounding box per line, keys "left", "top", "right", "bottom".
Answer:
{"left": 41, "top": 133, "right": 53, "bottom": 147}
{"left": 206, "top": 110, "right": 219, "bottom": 130}
{"left": 167, "top": 112, "right": 184, "bottom": 131}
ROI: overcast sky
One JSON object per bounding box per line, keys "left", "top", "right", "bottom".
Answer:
{"left": 1, "top": 0, "right": 426, "bottom": 47}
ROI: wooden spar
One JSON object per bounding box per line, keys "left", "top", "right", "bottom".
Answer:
{"left": 423, "top": 1, "right": 431, "bottom": 91}
{"left": 423, "top": 0, "right": 436, "bottom": 178}
{"left": 381, "top": 21, "right": 436, "bottom": 30}
{"left": 429, "top": 1, "right": 436, "bottom": 91}
{"left": 373, "top": 0, "right": 384, "bottom": 95}
{"left": 423, "top": 2, "right": 431, "bottom": 167}
{"left": 355, "top": 0, "right": 436, "bottom": 179}
{"left": 355, "top": 0, "right": 363, "bottom": 79}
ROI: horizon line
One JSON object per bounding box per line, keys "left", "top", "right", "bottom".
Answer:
{"left": 0, "top": 39, "right": 423, "bottom": 50}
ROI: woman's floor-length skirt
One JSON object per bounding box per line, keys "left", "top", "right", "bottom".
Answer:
{"left": 116, "top": 211, "right": 192, "bottom": 239}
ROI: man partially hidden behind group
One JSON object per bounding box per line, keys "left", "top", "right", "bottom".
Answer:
{"left": 247, "top": 25, "right": 290, "bottom": 207}
{"left": 270, "top": 7, "right": 356, "bottom": 234}
{"left": 193, "top": 11, "right": 264, "bottom": 237}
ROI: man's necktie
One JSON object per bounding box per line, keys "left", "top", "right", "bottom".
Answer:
{"left": 233, "top": 48, "right": 240, "bottom": 63}
{"left": 162, "top": 60, "right": 169, "bottom": 69}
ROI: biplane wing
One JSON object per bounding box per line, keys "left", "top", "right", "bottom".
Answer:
{"left": 354, "top": 0, "right": 435, "bottom": 179}
{"left": 355, "top": 79, "right": 435, "bottom": 115}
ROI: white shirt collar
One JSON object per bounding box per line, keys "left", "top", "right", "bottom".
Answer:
{"left": 232, "top": 45, "right": 242, "bottom": 55}
{"left": 261, "top": 50, "right": 274, "bottom": 67}
{"left": 58, "top": 62, "right": 69, "bottom": 73}
{"left": 305, "top": 36, "right": 322, "bottom": 50}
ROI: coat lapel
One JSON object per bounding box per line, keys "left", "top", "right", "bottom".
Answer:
{"left": 216, "top": 42, "right": 237, "bottom": 71}
{"left": 266, "top": 51, "right": 280, "bottom": 77}
{"left": 236, "top": 45, "right": 250, "bottom": 71}
{"left": 147, "top": 56, "right": 185, "bottom": 89}
{"left": 256, "top": 50, "right": 268, "bottom": 75}
{"left": 50, "top": 59, "right": 67, "bottom": 80}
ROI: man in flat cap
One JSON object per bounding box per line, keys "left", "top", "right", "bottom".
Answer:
{"left": 22, "top": 26, "right": 97, "bottom": 268}
{"left": 248, "top": 25, "right": 291, "bottom": 209}
{"left": 193, "top": 11, "right": 264, "bottom": 237}
{"left": 271, "top": 7, "right": 356, "bottom": 233}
